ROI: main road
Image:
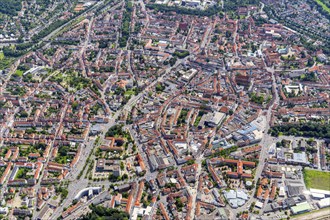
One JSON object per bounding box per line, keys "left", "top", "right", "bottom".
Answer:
{"left": 51, "top": 52, "right": 191, "bottom": 220}
{"left": 231, "top": 66, "right": 280, "bottom": 217}
{"left": 27, "top": 0, "right": 122, "bottom": 51}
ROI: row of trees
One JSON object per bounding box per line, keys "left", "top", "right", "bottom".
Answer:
{"left": 173, "top": 50, "right": 190, "bottom": 58}
{"left": 146, "top": 4, "right": 223, "bottom": 17}
{"left": 269, "top": 123, "right": 330, "bottom": 139}
{"left": 222, "top": 0, "right": 259, "bottom": 12}
{"left": 31, "top": 19, "right": 67, "bottom": 42}
{"left": 119, "top": 0, "right": 133, "bottom": 47}
{"left": 307, "top": 0, "right": 330, "bottom": 20}
{"left": 80, "top": 204, "right": 129, "bottom": 220}
{"left": 31, "top": 1, "right": 95, "bottom": 43}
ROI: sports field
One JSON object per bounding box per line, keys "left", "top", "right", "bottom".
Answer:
{"left": 303, "top": 169, "right": 330, "bottom": 191}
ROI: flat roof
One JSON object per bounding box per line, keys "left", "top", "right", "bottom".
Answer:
{"left": 317, "top": 198, "right": 330, "bottom": 208}
{"left": 255, "top": 201, "right": 263, "bottom": 209}
{"left": 291, "top": 202, "right": 312, "bottom": 214}
{"left": 310, "top": 188, "right": 330, "bottom": 196}
{"left": 311, "top": 193, "right": 325, "bottom": 199}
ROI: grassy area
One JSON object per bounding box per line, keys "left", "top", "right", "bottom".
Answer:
{"left": 303, "top": 169, "right": 330, "bottom": 191}
{"left": 15, "top": 168, "right": 32, "bottom": 179}
{"left": 0, "top": 56, "right": 14, "bottom": 70}
{"left": 0, "top": 51, "right": 4, "bottom": 60}
{"left": 194, "top": 116, "right": 202, "bottom": 127}
{"left": 124, "top": 90, "right": 135, "bottom": 96}
{"left": 15, "top": 69, "right": 24, "bottom": 77}
{"left": 315, "top": 0, "right": 330, "bottom": 14}
{"left": 50, "top": 71, "right": 91, "bottom": 92}
{"left": 55, "top": 145, "right": 74, "bottom": 164}
{"left": 0, "top": 166, "right": 5, "bottom": 177}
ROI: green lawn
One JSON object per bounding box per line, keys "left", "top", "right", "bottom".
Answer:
{"left": 124, "top": 90, "right": 135, "bottom": 96}
{"left": 0, "top": 56, "right": 14, "bottom": 70}
{"left": 0, "top": 51, "right": 4, "bottom": 60}
{"left": 15, "top": 168, "right": 32, "bottom": 179}
{"left": 303, "top": 169, "right": 330, "bottom": 191}
{"left": 315, "top": 0, "right": 330, "bottom": 13}
{"left": 15, "top": 69, "right": 24, "bottom": 77}
{"left": 0, "top": 166, "right": 5, "bottom": 177}
{"left": 194, "top": 115, "right": 202, "bottom": 127}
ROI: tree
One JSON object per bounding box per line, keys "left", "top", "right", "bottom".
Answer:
{"left": 19, "top": 111, "right": 28, "bottom": 118}
{"left": 80, "top": 205, "right": 129, "bottom": 220}
{"left": 187, "top": 159, "right": 195, "bottom": 165}
{"left": 173, "top": 50, "right": 189, "bottom": 58}
{"left": 169, "top": 57, "right": 177, "bottom": 66}
{"left": 155, "top": 83, "right": 165, "bottom": 92}
{"left": 307, "top": 58, "right": 314, "bottom": 67}
{"left": 72, "top": 101, "right": 79, "bottom": 110}
{"left": 0, "top": 0, "right": 22, "bottom": 16}
{"left": 269, "top": 123, "right": 330, "bottom": 139}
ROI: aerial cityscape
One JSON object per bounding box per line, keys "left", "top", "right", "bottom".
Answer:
{"left": 0, "top": 0, "right": 329, "bottom": 219}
